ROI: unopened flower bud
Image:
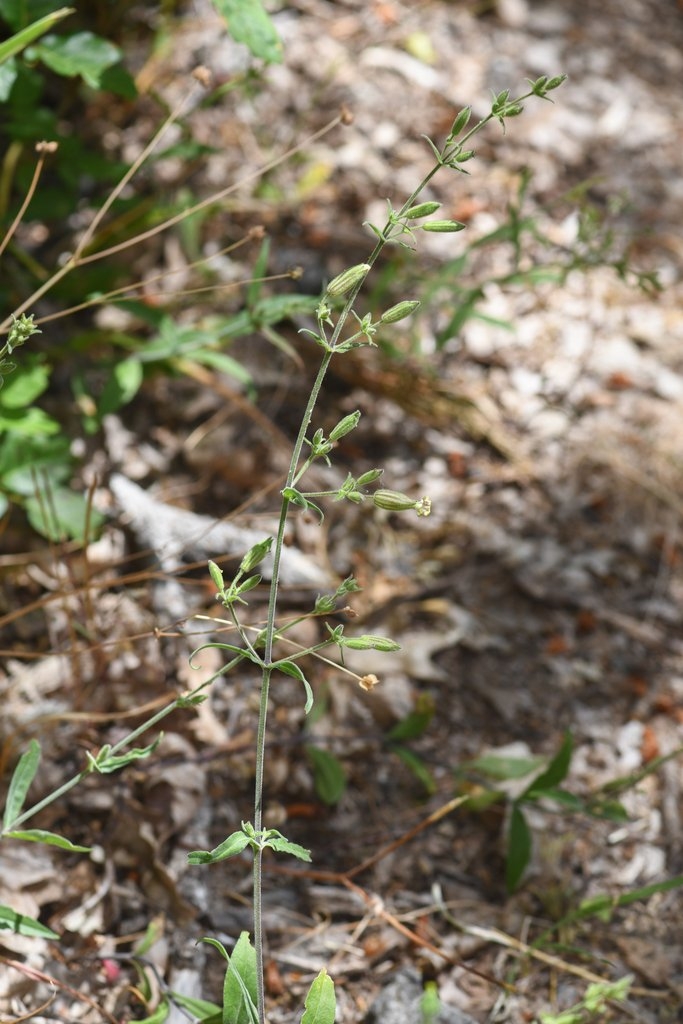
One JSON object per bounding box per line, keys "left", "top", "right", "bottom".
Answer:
{"left": 356, "top": 469, "right": 383, "bottom": 486}
{"left": 448, "top": 106, "right": 472, "bottom": 138}
{"left": 239, "top": 537, "right": 273, "bottom": 573}
{"left": 380, "top": 300, "right": 420, "bottom": 324}
{"left": 373, "top": 489, "right": 432, "bottom": 517}
{"left": 328, "top": 410, "right": 361, "bottom": 442}
{"left": 422, "top": 220, "right": 466, "bottom": 233}
{"left": 404, "top": 202, "right": 441, "bottom": 219}
{"left": 325, "top": 263, "right": 371, "bottom": 298}
{"left": 343, "top": 635, "right": 401, "bottom": 652}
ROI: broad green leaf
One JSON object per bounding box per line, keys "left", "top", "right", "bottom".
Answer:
{"left": 188, "top": 830, "right": 250, "bottom": 865}
{"left": 305, "top": 745, "right": 346, "bottom": 805}
{"left": 0, "top": 361, "right": 50, "bottom": 407}
{"left": 28, "top": 31, "right": 122, "bottom": 88}
{"left": 223, "top": 931, "right": 258, "bottom": 1024}
{"left": 0, "top": 405, "right": 60, "bottom": 436}
{"left": 25, "top": 485, "right": 105, "bottom": 542}
{"left": 97, "top": 357, "right": 143, "bottom": 417}
{"left": 277, "top": 660, "right": 314, "bottom": 714}
{"left": 301, "top": 969, "right": 336, "bottom": 1024}
{"left": 0, "top": 435, "right": 71, "bottom": 493}
{"left": 4, "top": 829, "right": 90, "bottom": 852}
{"left": 523, "top": 732, "right": 573, "bottom": 797}
{"left": 0, "top": 903, "right": 59, "bottom": 939}
{"left": 506, "top": 804, "right": 532, "bottom": 892}
{"left": 3, "top": 739, "right": 40, "bottom": 829}
{"left": 0, "top": 6, "right": 73, "bottom": 64}
{"left": 210, "top": 0, "right": 282, "bottom": 64}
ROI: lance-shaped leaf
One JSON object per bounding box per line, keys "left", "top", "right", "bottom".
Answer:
{"left": 276, "top": 659, "right": 314, "bottom": 714}
{"left": 0, "top": 904, "right": 59, "bottom": 940}
{"left": 3, "top": 739, "right": 41, "bottom": 830}
{"left": 4, "top": 829, "right": 90, "bottom": 852}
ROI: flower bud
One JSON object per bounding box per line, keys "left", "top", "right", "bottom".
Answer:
{"left": 343, "top": 635, "right": 401, "bottom": 652}
{"left": 404, "top": 201, "right": 441, "bottom": 219}
{"left": 373, "top": 490, "right": 432, "bottom": 517}
{"left": 422, "top": 220, "right": 466, "bottom": 233}
{"left": 380, "top": 300, "right": 420, "bottom": 324}
{"left": 239, "top": 537, "right": 273, "bottom": 574}
{"left": 328, "top": 410, "right": 361, "bottom": 442}
{"left": 325, "top": 263, "right": 371, "bottom": 297}
{"left": 208, "top": 560, "right": 225, "bottom": 592}
{"left": 356, "top": 468, "right": 383, "bottom": 486}
{"left": 449, "top": 106, "right": 472, "bottom": 138}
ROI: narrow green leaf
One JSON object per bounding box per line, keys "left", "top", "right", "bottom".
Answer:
{"left": 4, "top": 829, "right": 90, "bottom": 852}
{"left": 523, "top": 732, "right": 573, "bottom": 797}
{"left": 171, "top": 992, "right": 222, "bottom": 1023}
{"left": 134, "top": 1000, "right": 170, "bottom": 1024}
{"left": 390, "top": 744, "right": 436, "bottom": 795}
{"left": 3, "top": 739, "right": 41, "bottom": 829}
{"left": 0, "top": 7, "right": 73, "bottom": 66}
{"left": 277, "top": 660, "right": 314, "bottom": 714}
{"left": 301, "top": 969, "right": 336, "bottom": 1024}
{"left": 0, "top": 904, "right": 59, "bottom": 939}
{"left": 210, "top": 0, "right": 282, "bottom": 64}
{"left": 223, "top": 931, "right": 259, "bottom": 1024}
{"left": 305, "top": 745, "right": 346, "bottom": 805}
{"left": 88, "top": 735, "right": 161, "bottom": 773}
{"left": 506, "top": 804, "right": 532, "bottom": 892}
{"left": 201, "top": 936, "right": 231, "bottom": 962}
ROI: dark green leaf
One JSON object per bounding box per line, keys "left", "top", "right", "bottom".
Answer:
{"left": 390, "top": 744, "right": 436, "bottom": 796}
{"left": 522, "top": 732, "right": 573, "bottom": 797}
{"left": 305, "top": 746, "right": 346, "bottom": 805}
{"left": 506, "top": 804, "right": 532, "bottom": 892}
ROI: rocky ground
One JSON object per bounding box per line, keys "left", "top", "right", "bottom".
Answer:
{"left": 2, "top": 1, "right": 683, "bottom": 1022}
